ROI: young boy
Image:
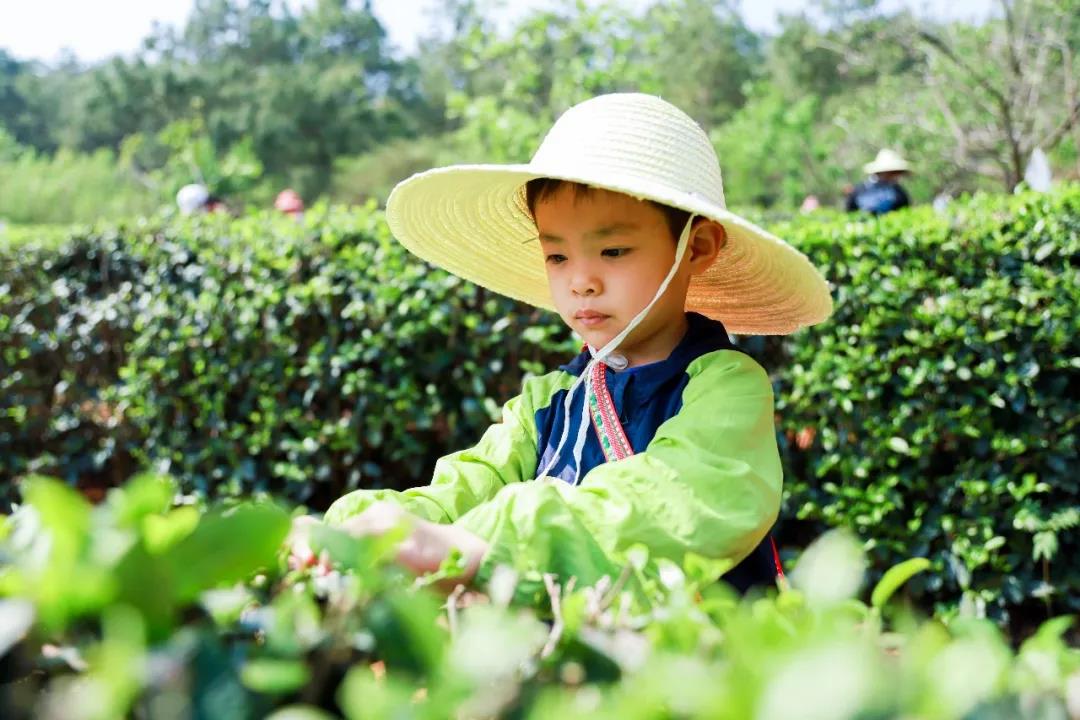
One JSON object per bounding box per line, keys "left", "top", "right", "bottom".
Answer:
{"left": 291, "top": 93, "right": 832, "bottom": 600}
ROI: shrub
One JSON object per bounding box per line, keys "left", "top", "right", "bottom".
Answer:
{"left": 771, "top": 189, "right": 1080, "bottom": 628}
{"left": 0, "top": 204, "right": 572, "bottom": 510}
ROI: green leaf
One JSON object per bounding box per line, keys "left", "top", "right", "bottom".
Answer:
{"left": 871, "top": 557, "right": 931, "bottom": 610}
{"left": 790, "top": 530, "right": 866, "bottom": 606}
{"left": 338, "top": 665, "right": 418, "bottom": 720}
{"left": 107, "top": 473, "right": 177, "bottom": 529}
{"left": 683, "top": 552, "right": 734, "bottom": 589}
{"left": 142, "top": 506, "right": 200, "bottom": 554}
{"left": 364, "top": 590, "right": 447, "bottom": 675}
{"left": 165, "top": 502, "right": 290, "bottom": 602}
{"left": 240, "top": 658, "right": 311, "bottom": 695}
{"left": 22, "top": 476, "right": 90, "bottom": 545}
{"left": 886, "top": 437, "right": 911, "bottom": 455}
{"left": 200, "top": 585, "right": 255, "bottom": 628}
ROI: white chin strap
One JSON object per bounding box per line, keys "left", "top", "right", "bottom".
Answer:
{"left": 536, "top": 215, "right": 696, "bottom": 485}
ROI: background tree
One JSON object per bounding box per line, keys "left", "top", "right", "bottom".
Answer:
{"left": 906, "top": 0, "right": 1080, "bottom": 189}
{"left": 3, "top": 0, "right": 1079, "bottom": 223}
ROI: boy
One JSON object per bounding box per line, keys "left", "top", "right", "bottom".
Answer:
{"left": 290, "top": 94, "right": 832, "bottom": 599}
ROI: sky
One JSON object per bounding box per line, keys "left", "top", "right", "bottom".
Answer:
{"left": 0, "top": 0, "right": 997, "bottom": 65}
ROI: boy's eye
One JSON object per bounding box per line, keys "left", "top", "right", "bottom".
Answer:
{"left": 545, "top": 254, "right": 567, "bottom": 265}
{"left": 601, "top": 248, "right": 630, "bottom": 258}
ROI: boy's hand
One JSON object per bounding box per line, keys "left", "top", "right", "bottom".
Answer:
{"left": 288, "top": 502, "right": 489, "bottom": 586}
{"left": 286, "top": 514, "right": 330, "bottom": 573}
{"left": 338, "top": 500, "right": 414, "bottom": 538}
{"left": 395, "top": 520, "right": 489, "bottom": 585}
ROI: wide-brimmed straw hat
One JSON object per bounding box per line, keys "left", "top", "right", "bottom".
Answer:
{"left": 386, "top": 93, "right": 832, "bottom": 335}
{"left": 863, "top": 148, "right": 911, "bottom": 175}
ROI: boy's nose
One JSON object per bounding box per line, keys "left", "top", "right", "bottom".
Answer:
{"left": 570, "top": 271, "right": 601, "bottom": 297}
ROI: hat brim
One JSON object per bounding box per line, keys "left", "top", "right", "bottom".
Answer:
{"left": 863, "top": 161, "right": 911, "bottom": 174}
{"left": 386, "top": 164, "right": 832, "bottom": 335}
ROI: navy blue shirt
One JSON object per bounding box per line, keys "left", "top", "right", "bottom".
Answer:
{"left": 846, "top": 176, "right": 911, "bottom": 215}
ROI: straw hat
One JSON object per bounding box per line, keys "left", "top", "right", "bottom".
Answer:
{"left": 386, "top": 93, "right": 832, "bottom": 335}
{"left": 863, "top": 149, "right": 911, "bottom": 175}
{"left": 176, "top": 184, "right": 209, "bottom": 215}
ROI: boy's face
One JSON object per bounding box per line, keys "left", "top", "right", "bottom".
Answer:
{"left": 534, "top": 186, "right": 699, "bottom": 361}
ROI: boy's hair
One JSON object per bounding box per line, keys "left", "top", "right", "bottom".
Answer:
{"left": 525, "top": 178, "right": 691, "bottom": 242}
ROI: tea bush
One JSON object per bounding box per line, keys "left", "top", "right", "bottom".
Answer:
{"left": 0, "top": 205, "right": 573, "bottom": 508}
{"left": 1, "top": 188, "right": 1077, "bottom": 628}
{"left": 771, "top": 190, "right": 1080, "bottom": 628}
{"left": 1, "top": 475, "right": 1077, "bottom": 719}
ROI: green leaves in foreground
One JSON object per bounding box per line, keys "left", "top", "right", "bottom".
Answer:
{"left": 3, "top": 493, "right": 1077, "bottom": 720}
{"left": 1, "top": 475, "right": 290, "bottom": 638}
{"left": 872, "top": 557, "right": 932, "bottom": 610}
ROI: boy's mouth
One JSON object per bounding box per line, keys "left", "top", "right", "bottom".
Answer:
{"left": 574, "top": 309, "right": 611, "bottom": 327}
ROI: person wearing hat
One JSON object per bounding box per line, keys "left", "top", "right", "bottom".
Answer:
{"left": 289, "top": 94, "right": 832, "bottom": 600}
{"left": 176, "top": 183, "right": 210, "bottom": 215}
{"left": 274, "top": 188, "right": 305, "bottom": 221}
{"left": 845, "top": 149, "right": 912, "bottom": 215}
{"left": 176, "top": 183, "right": 228, "bottom": 215}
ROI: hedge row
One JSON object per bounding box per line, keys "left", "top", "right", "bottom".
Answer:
{"left": 1, "top": 189, "right": 1078, "bottom": 628}
{"left": 770, "top": 191, "right": 1079, "bottom": 628}
{"left": 0, "top": 206, "right": 573, "bottom": 510}
{"left": 2, "top": 475, "right": 1077, "bottom": 719}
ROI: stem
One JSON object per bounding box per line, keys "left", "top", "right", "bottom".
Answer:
{"left": 540, "top": 574, "right": 563, "bottom": 659}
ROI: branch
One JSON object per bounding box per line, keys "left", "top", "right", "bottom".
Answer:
{"left": 917, "top": 29, "right": 1009, "bottom": 111}
{"left": 598, "top": 564, "right": 633, "bottom": 614}
{"left": 999, "top": 0, "right": 1025, "bottom": 85}
{"left": 540, "top": 574, "right": 563, "bottom": 659}
{"left": 445, "top": 583, "right": 466, "bottom": 638}
{"left": 1015, "top": 30, "right": 1054, "bottom": 141}
{"left": 918, "top": 26, "right": 1023, "bottom": 181}
{"left": 1061, "top": 39, "right": 1080, "bottom": 175}
{"left": 923, "top": 50, "right": 1004, "bottom": 121}
{"left": 1037, "top": 97, "right": 1080, "bottom": 153}
{"left": 926, "top": 73, "right": 968, "bottom": 150}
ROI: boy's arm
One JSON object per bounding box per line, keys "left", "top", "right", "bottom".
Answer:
{"left": 454, "top": 350, "right": 782, "bottom": 592}
{"left": 322, "top": 371, "right": 574, "bottom": 526}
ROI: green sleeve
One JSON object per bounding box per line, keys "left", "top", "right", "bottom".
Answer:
{"left": 323, "top": 371, "right": 575, "bottom": 526}
{"left": 455, "top": 349, "right": 782, "bottom": 596}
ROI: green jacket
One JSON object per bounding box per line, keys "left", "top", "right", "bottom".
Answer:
{"left": 325, "top": 313, "right": 782, "bottom": 602}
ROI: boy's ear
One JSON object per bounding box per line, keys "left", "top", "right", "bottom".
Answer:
{"left": 687, "top": 220, "right": 726, "bottom": 274}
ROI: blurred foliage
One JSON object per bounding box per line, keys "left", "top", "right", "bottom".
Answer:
{"left": 127, "top": 116, "right": 268, "bottom": 204}
{"left": 327, "top": 135, "right": 446, "bottom": 206}
{"left": 2, "top": 186, "right": 1078, "bottom": 632}
{"left": 0, "top": 142, "right": 159, "bottom": 225}
{"left": 4, "top": 0, "right": 1079, "bottom": 224}
{"left": 1, "top": 474, "right": 1077, "bottom": 719}
{"left": 0, "top": 117, "right": 267, "bottom": 225}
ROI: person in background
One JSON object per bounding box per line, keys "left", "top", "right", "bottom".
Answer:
{"left": 176, "top": 183, "right": 210, "bottom": 215}
{"left": 275, "top": 188, "right": 305, "bottom": 221}
{"left": 799, "top": 195, "right": 820, "bottom": 213}
{"left": 845, "top": 149, "right": 912, "bottom": 215}
{"left": 176, "top": 183, "right": 228, "bottom": 215}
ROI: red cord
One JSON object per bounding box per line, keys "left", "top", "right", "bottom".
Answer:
{"left": 771, "top": 536, "right": 786, "bottom": 580}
